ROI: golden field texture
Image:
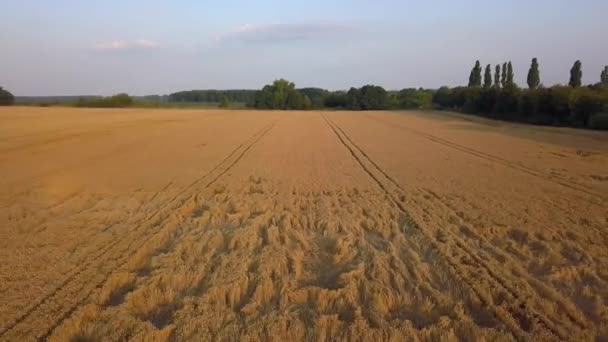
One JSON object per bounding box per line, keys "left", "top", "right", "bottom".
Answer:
{"left": 0, "top": 107, "right": 607, "bottom": 341}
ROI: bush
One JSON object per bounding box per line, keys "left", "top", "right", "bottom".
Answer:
{"left": 568, "top": 87, "right": 603, "bottom": 126}
{"left": 462, "top": 87, "right": 482, "bottom": 114}
{"left": 589, "top": 112, "right": 608, "bottom": 130}
{"left": 0, "top": 87, "right": 15, "bottom": 106}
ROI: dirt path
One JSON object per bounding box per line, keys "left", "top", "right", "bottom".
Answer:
{"left": 0, "top": 108, "right": 606, "bottom": 341}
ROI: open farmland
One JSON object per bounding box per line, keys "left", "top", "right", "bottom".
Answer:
{"left": 1, "top": 107, "right": 607, "bottom": 341}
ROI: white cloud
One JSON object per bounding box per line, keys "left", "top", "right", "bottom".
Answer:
{"left": 94, "top": 39, "right": 160, "bottom": 51}
{"left": 214, "top": 22, "right": 353, "bottom": 44}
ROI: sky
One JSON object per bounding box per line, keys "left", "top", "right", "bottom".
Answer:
{"left": 1, "top": 0, "right": 607, "bottom": 96}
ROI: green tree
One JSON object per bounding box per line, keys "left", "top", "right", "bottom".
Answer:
{"left": 286, "top": 90, "right": 304, "bottom": 109}
{"left": 569, "top": 60, "right": 583, "bottom": 88}
{"left": 501, "top": 63, "right": 508, "bottom": 88}
{"left": 527, "top": 58, "right": 540, "bottom": 89}
{"left": 397, "top": 88, "right": 433, "bottom": 108}
{"left": 494, "top": 65, "right": 501, "bottom": 88}
{"left": 468, "top": 60, "right": 482, "bottom": 87}
{"left": 302, "top": 95, "right": 312, "bottom": 110}
{"left": 601, "top": 66, "right": 608, "bottom": 86}
{"left": 346, "top": 87, "right": 361, "bottom": 110}
{"left": 253, "top": 79, "right": 308, "bottom": 109}
{"left": 360, "top": 85, "right": 389, "bottom": 110}
{"left": 569, "top": 87, "right": 602, "bottom": 126}
{"left": 343, "top": 85, "right": 388, "bottom": 110}
{"left": 298, "top": 88, "right": 328, "bottom": 108}
{"left": 219, "top": 96, "right": 230, "bottom": 108}
{"left": 0, "top": 86, "right": 15, "bottom": 106}
{"left": 324, "top": 92, "right": 349, "bottom": 108}
{"left": 506, "top": 62, "right": 515, "bottom": 88}
{"left": 483, "top": 64, "right": 493, "bottom": 88}
{"left": 432, "top": 86, "right": 452, "bottom": 108}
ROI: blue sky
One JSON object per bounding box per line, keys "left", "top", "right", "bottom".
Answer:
{"left": 1, "top": 0, "right": 607, "bottom": 95}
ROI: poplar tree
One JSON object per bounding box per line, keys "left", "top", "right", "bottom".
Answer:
{"left": 601, "top": 66, "right": 608, "bottom": 86}
{"left": 468, "top": 60, "right": 482, "bottom": 87}
{"left": 527, "top": 58, "right": 540, "bottom": 89}
{"left": 501, "top": 63, "right": 508, "bottom": 88}
{"left": 494, "top": 65, "right": 501, "bottom": 88}
{"left": 506, "top": 62, "right": 515, "bottom": 87}
{"left": 569, "top": 60, "right": 582, "bottom": 87}
{"left": 483, "top": 64, "right": 493, "bottom": 88}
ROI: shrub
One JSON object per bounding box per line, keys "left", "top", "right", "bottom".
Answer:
{"left": 589, "top": 112, "right": 608, "bottom": 130}
{"left": 568, "top": 87, "right": 603, "bottom": 126}
{"left": 462, "top": 87, "right": 482, "bottom": 114}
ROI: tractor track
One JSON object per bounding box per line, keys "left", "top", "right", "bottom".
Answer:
{"left": 323, "top": 113, "right": 590, "bottom": 340}
{"left": 364, "top": 113, "right": 606, "bottom": 205}
{"left": 0, "top": 122, "right": 276, "bottom": 341}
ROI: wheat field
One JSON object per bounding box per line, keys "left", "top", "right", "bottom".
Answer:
{"left": 1, "top": 107, "right": 607, "bottom": 341}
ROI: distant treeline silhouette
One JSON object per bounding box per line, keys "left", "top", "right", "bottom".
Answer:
{"left": 168, "top": 90, "right": 257, "bottom": 104}
{"left": 250, "top": 80, "right": 433, "bottom": 111}
{"left": 75, "top": 93, "right": 134, "bottom": 108}
{"left": 434, "top": 59, "right": 608, "bottom": 129}
{"left": 248, "top": 59, "right": 607, "bottom": 129}
{"left": 3, "top": 59, "right": 607, "bottom": 129}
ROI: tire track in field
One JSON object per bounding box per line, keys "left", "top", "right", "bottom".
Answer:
{"left": 0, "top": 122, "right": 276, "bottom": 341}
{"left": 323, "top": 114, "right": 588, "bottom": 340}
{"left": 0, "top": 117, "right": 186, "bottom": 155}
{"left": 2, "top": 135, "right": 247, "bottom": 337}
{"left": 334, "top": 115, "right": 593, "bottom": 335}
{"left": 0, "top": 113, "right": 223, "bottom": 206}
{"left": 364, "top": 113, "right": 606, "bottom": 204}
{"left": 361, "top": 112, "right": 608, "bottom": 255}
{"left": 38, "top": 122, "right": 277, "bottom": 341}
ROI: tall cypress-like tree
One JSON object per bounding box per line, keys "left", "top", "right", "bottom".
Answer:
{"left": 569, "top": 60, "right": 582, "bottom": 87}
{"left": 601, "top": 66, "right": 608, "bottom": 86}
{"left": 483, "top": 64, "right": 492, "bottom": 88}
{"left": 468, "top": 60, "right": 482, "bottom": 87}
{"left": 501, "top": 63, "right": 508, "bottom": 88}
{"left": 527, "top": 58, "right": 540, "bottom": 89}
{"left": 506, "top": 62, "right": 515, "bottom": 87}
{"left": 494, "top": 65, "right": 501, "bottom": 88}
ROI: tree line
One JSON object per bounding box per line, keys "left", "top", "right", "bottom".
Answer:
{"left": 75, "top": 93, "right": 134, "bottom": 108}
{"left": 251, "top": 81, "right": 433, "bottom": 111}
{"left": 3, "top": 59, "right": 607, "bottom": 129}
{"left": 169, "top": 90, "right": 257, "bottom": 104}
{"left": 435, "top": 59, "right": 608, "bottom": 129}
